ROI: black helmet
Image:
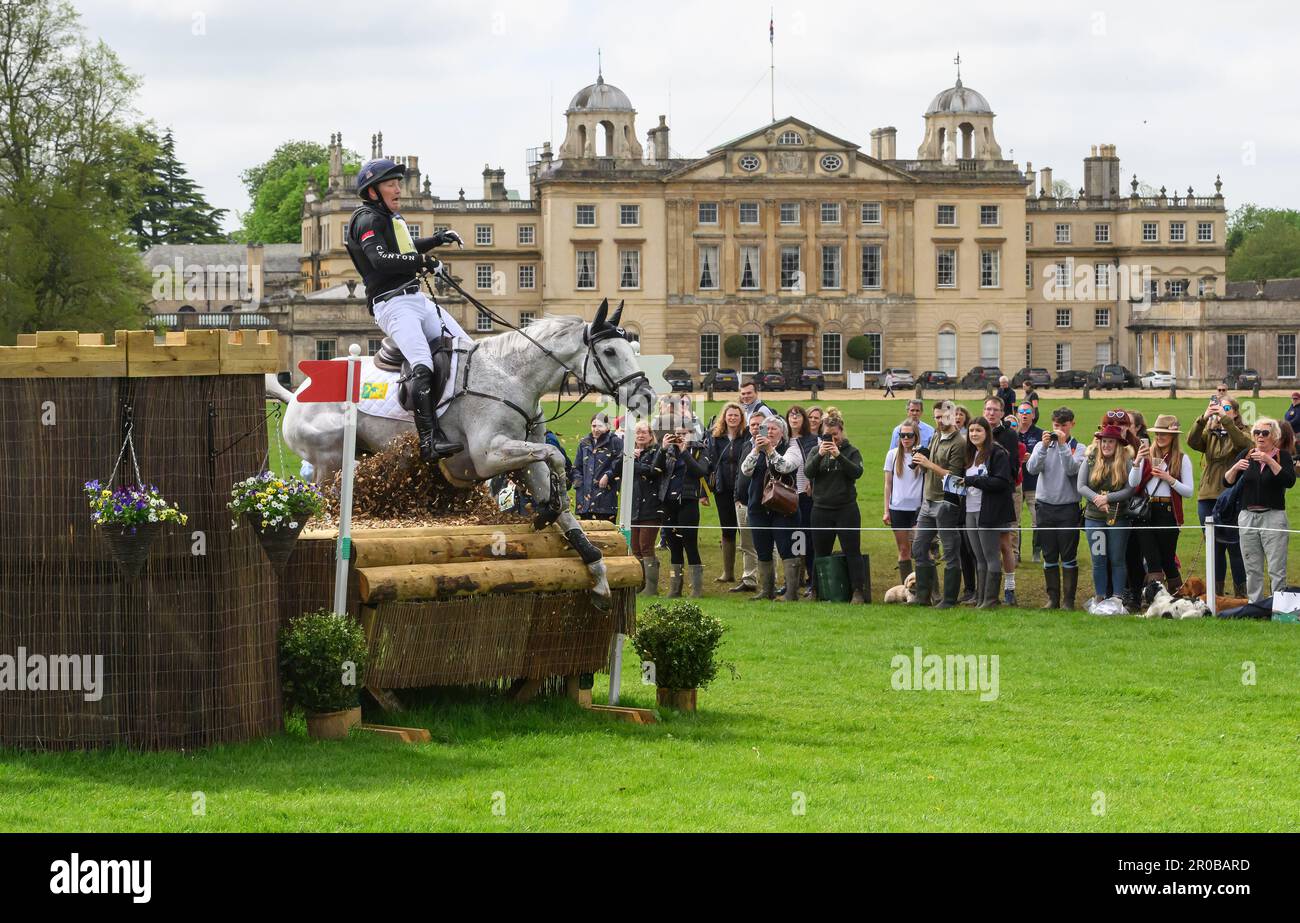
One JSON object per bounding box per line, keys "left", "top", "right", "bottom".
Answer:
{"left": 356, "top": 158, "right": 405, "bottom": 200}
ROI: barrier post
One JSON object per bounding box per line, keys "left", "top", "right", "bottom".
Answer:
{"left": 1205, "top": 515, "right": 1216, "bottom": 616}
{"left": 333, "top": 345, "right": 361, "bottom": 615}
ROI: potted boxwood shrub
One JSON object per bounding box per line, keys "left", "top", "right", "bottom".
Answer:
{"left": 229, "top": 471, "right": 324, "bottom": 568}
{"left": 83, "top": 479, "right": 188, "bottom": 577}
{"left": 631, "top": 601, "right": 729, "bottom": 712}
{"left": 280, "top": 609, "right": 368, "bottom": 740}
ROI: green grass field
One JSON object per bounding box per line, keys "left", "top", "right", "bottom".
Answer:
{"left": 2, "top": 391, "right": 1297, "bottom": 832}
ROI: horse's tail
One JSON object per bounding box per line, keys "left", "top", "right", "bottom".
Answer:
{"left": 265, "top": 373, "right": 295, "bottom": 404}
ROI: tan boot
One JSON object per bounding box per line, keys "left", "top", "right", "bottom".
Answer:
{"left": 716, "top": 535, "right": 736, "bottom": 583}
{"left": 639, "top": 556, "right": 660, "bottom": 597}
{"left": 666, "top": 566, "right": 683, "bottom": 598}
{"left": 687, "top": 564, "right": 705, "bottom": 598}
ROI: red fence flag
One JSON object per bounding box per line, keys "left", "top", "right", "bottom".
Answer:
{"left": 296, "top": 358, "right": 362, "bottom": 403}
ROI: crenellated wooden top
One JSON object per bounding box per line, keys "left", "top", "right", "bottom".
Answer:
{"left": 0, "top": 329, "right": 279, "bottom": 378}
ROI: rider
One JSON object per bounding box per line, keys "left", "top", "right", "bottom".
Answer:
{"left": 345, "top": 158, "right": 468, "bottom": 461}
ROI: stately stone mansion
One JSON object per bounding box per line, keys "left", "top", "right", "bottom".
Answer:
{"left": 151, "top": 68, "right": 1300, "bottom": 388}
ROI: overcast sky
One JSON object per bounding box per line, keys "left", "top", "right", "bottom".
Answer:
{"left": 78, "top": 0, "right": 1299, "bottom": 231}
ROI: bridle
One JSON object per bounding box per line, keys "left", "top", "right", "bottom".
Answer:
{"left": 421, "top": 268, "right": 648, "bottom": 430}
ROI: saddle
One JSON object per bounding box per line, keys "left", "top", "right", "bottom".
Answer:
{"left": 373, "top": 335, "right": 456, "bottom": 413}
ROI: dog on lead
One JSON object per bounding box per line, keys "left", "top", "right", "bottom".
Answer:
{"left": 1141, "top": 580, "right": 1210, "bottom": 620}
{"left": 1175, "top": 575, "right": 1248, "bottom": 612}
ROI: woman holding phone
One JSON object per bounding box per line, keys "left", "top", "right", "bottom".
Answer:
{"left": 961, "top": 417, "right": 1014, "bottom": 609}
{"left": 1129, "top": 414, "right": 1194, "bottom": 594}
{"left": 883, "top": 420, "right": 925, "bottom": 592}
{"left": 785, "top": 405, "right": 819, "bottom": 597}
{"left": 1225, "top": 417, "right": 1296, "bottom": 601}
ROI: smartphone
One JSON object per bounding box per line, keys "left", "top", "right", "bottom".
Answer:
{"left": 820, "top": 434, "right": 834, "bottom": 443}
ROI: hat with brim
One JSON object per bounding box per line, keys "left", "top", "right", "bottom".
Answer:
{"left": 1094, "top": 424, "right": 1126, "bottom": 441}
{"left": 1148, "top": 414, "right": 1181, "bottom": 435}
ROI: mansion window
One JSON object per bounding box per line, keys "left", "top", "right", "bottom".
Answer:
{"left": 778, "top": 130, "right": 804, "bottom": 145}
{"left": 739, "top": 201, "right": 760, "bottom": 224}
{"left": 698, "top": 202, "right": 719, "bottom": 225}
{"left": 861, "top": 202, "right": 881, "bottom": 225}
{"left": 1025, "top": 261, "right": 1033, "bottom": 289}
{"left": 1056, "top": 307, "right": 1072, "bottom": 328}
{"left": 739, "top": 245, "right": 761, "bottom": 290}
{"left": 780, "top": 246, "right": 801, "bottom": 290}
{"left": 1055, "top": 261, "right": 1071, "bottom": 295}
{"left": 936, "top": 204, "right": 956, "bottom": 226}
{"left": 1094, "top": 263, "right": 1111, "bottom": 292}
{"left": 779, "top": 202, "right": 800, "bottom": 225}
{"left": 1197, "top": 221, "right": 1214, "bottom": 242}
{"left": 860, "top": 332, "right": 882, "bottom": 374}
{"left": 406, "top": 224, "right": 420, "bottom": 238}
{"left": 518, "top": 264, "right": 536, "bottom": 290}
{"left": 575, "top": 249, "right": 597, "bottom": 289}
{"left": 821, "top": 333, "right": 842, "bottom": 374}
{"left": 698, "top": 245, "right": 719, "bottom": 289}
{"left": 821, "top": 245, "right": 842, "bottom": 289}
{"left": 1227, "top": 334, "right": 1246, "bottom": 374}
{"left": 1142, "top": 221, "right": 1158, "bottom": 242}
{"left": 619, "top": 249, "right": 640, "bottom": 289}
{"left": 935, "top": 248, "right": 956, "bottom": 288}
{"left": 1095, "top": 307, "right": 1110, "bottom": 328}
{"left": 575, "top": 204, "right": 596, "bottom": 227}
{"left": 315, "top": 339, "right": 335, "bottom": 361}
{"left": 1169, "top": 221, "right": 1186, "bottom": 242}
{"left": 1166, "top": 279, "right": 1188, "bottom": 298}
{"left": 1278, "top": 334, "right": 1296, "bottom": 379}
{"left": 979, "top": 248, "right": 1000, "bottom": 288}
{"left": 475, "top": 263, "right": 494, "bottom": 290}
{"left": 475, "top": 224, "right": 493, "bottom": 246}
{"left": 979, "top": 205, "right": 1000, "bottom": 226}
{"left": 820, "top": 202, "right": 841, "bottom": 224}
{"left": 1055, "top": 223, "right": 1071, "bottom": 244}
{"left": 937, "top": 329, "right": 957, "bottom": 376}
{"left": 1094, "top": 223, "right": 1110, "bottom": 243}
{"left": 518, "top": 224, "right": 536, "bottom": 245}
{"left": 519, "top": 311, "right": 536, "bottom": 328}
{"left": 741, "top": 334, "right": 761, "bottom": 374}
{"left": 1056, "top": 342, "right": 1071, "bottom": 373}
{"left": 367, "top": 338, "right": 382, "bottom": 356}
{"left": 861, "top": 245, "right": 882, "bottom": 289}
{"left": 476, "top": 308, "right": 493, "bottom": 333}
{"left": 1025, "top": 223, "right": 1032, "bottom": 243}
{"left": 700, "top": 333, "right": 720, "bottom": 372}
{"left": 619, "top": 204, "right": 640, "bottom": 226}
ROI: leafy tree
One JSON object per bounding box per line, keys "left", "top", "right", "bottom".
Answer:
{"left": 1226, "top": 203, "right": 1300, "bottom": 255}
{"left": 128, "top": 127, "right": 228, "bottom": 248}
{"left": 0, "top": 0, "right": 151, "bottom": 338}
{"left": 1050, "top": 179, "right": 1077, "bottom": 199}
{"left": 723, "top": 334, "right": 748, "bottom": 360}
{"left": 236, "top": 140, "right": 359, "bottom": 243}
{"left": 1227, "top": 212, "right": 1300, "bottom": 282}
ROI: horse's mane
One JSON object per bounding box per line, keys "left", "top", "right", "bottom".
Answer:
{"left": 474, "top": 314, "right": 586, "bottom": 364}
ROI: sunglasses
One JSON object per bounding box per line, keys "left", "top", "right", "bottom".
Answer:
{"left": 1017, "top": 409, "right": 1034, "bottom": 415}
{"left": 1105, "top": 410, "right": 1128, "bottom": 420}
{"left": 899, "top": 433, "right": 916, "bottom": 439}
{"left": 1252, "top": 429, "right": 1271, "bottom": 437}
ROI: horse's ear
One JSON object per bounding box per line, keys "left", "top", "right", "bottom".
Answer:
{"left": 609, "top": 300, "right": 624, "bottom": 327}
{"left": 592, "top": 298, "right": 609, "bottom": 329}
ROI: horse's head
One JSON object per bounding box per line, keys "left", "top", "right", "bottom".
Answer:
{"left": 580, "top": 299, "right": 657, "bottom": 419}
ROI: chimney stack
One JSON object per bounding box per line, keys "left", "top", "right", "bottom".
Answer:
{"left": 481, "top": 165, "right": 507, "bottom": 200}
{"left": 870, "top": 127, "right": 897, "bottom": 160}
{"left": 648, "top": 115, "right": 670, "bottom": 162}
{"left": 1039, "top": 166, "right": 1053, "bottom": 197}
{"left": 246, "top": 243, "right": 264, "bottom": 305}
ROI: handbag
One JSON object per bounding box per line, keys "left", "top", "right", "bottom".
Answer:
{"left": 761, "top": 468, "right": 799, "bottom": 516}
{"left": 1124, "top": 469, "right": 1157, "bottom": 523}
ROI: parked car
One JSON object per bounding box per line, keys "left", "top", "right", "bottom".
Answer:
{"left": 918, "top": 370, "right": 953, "bottom": 387}
{"left": 1089, "top": 363, "right": 1134, "bottom": 390}
{"left": 663, "top": 368, "right": 693, "bottom": 393}
{"left": 1012, "top": 367, "right": 1052, "bottom": 389}
{"left": 960, "top": 365, "right": 1003, "bottom": 389}
{"left": 881, "top": 367, "right": 916, "bottom": 389}
{"left": 797, "top": 367, "right": 826, "bottom": 389}
{"left": 701, "top": 368, "right": 739, "bottom": 390}
{"left": 752, "top": 369, "right": 786, "bottom": 391}
{"left": 1223, "top": 368, "right": 1261, "bottom": 389}
{"left": 1052, "top": 369, "right": 1093, "bottom": 388}
{"left": 1139, "top": 370, "right": 1176, "bottom": 389}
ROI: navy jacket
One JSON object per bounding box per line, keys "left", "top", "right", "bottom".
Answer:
{"left": 964, "top": 443, "right": 1015, "bottom": 527}
{"left": 574, "top": 432, "right": 623, "bottom": 518}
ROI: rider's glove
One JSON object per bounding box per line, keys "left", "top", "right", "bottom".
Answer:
{"left": 421, "top": 254, "right": 443, "bottom": 275}
{"left": 430, "top": 229, "right": 464, "bottom": 249}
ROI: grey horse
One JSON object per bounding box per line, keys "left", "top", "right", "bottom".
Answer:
{"left": 267, "top": 299, "right": 656, "bottom": 606}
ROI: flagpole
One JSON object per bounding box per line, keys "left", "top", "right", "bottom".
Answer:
{"left": 769, "top": 8, "right": 775, "bottom": 122}
{"left": 333, "top": 344, "right": 360, "bottom": 615}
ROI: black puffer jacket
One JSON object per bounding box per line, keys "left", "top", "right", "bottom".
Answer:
{"left": 657, "top": 442, "right": 709, "bottom": 503}
{"left": 963, "top": 443, "right": 1014, "bottom": 527}
{"left": 631, "top": 446, "right": 665, "bottom": 522}
{"left": 706, "top": 431, "right": 747, "bottom": 497}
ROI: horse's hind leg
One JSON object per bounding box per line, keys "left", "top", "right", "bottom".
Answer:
{"left": 515, "top": 453, "right": 611, "bottom": 610}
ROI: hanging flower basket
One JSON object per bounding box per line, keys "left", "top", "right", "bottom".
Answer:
{"left": 244, "top": 512, "right": 307, "bottom": 568}
{"left": 84, "top": 480, "right": 188, "bottom": 578}
{"left": 230, "top": 472, "right": 324, "bottom": 568}
{"left": 100, "top": 521, "right": 163, "bottom": 578}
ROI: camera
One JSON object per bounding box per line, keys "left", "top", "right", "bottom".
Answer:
{"left": 1042, "top": 432, "right": 1056, "bottom": 446}
{"left": 908, "top": 446, "right": 930, "bottom": 470}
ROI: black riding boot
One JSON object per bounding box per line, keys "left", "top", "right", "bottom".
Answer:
{"left": 410, "top": 364, "right": 463, "bottom": 461}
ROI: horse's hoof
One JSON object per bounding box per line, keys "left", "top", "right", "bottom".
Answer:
{"left": 589, "top": 591, "right": 612, "bottom": 612}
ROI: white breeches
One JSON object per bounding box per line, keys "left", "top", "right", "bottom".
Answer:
{"left": 374, "top": 292, "right": 468, "bottom": 408}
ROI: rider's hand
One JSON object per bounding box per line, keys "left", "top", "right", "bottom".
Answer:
{"left": 421, "top": 254, "right": 442, "bottom": 275}
{"left": 432, "top": 229, "right": 464, "bottom": 249}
